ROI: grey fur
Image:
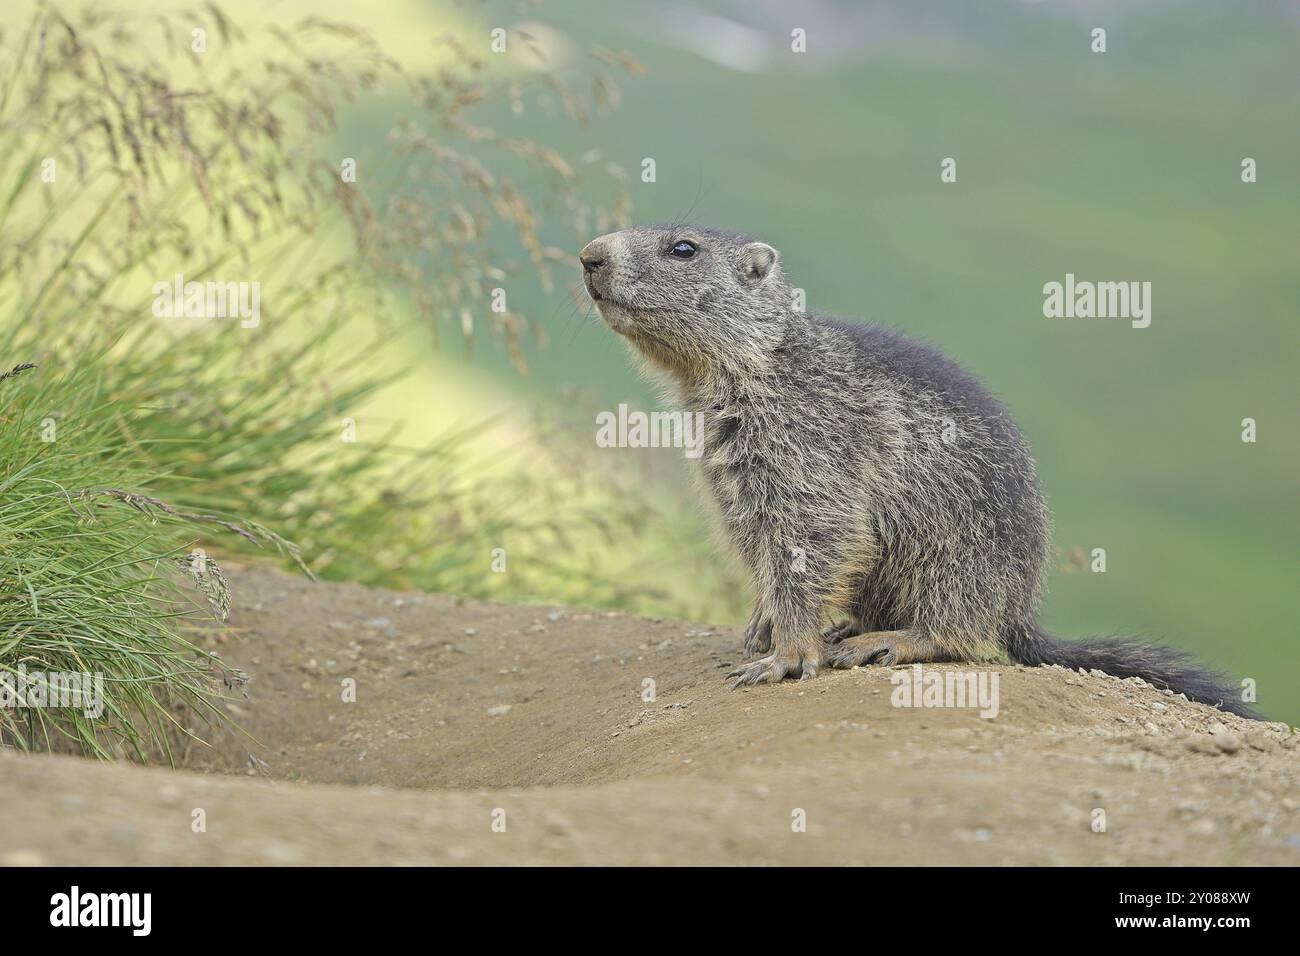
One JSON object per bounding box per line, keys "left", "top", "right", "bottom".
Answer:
{"left": 580, "top": 224, "right": 1254, "bottom": 717}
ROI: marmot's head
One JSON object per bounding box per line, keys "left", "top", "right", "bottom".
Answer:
{"left": 580, "top": 224, "right": 794, "bottom": 375}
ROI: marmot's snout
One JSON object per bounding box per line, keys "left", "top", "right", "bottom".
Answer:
{"left": 580, "top": 234, "right": 617, "bottom": 304}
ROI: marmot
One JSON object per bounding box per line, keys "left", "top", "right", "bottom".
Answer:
{"left": 580, "top": 224, "right": 1252, "bottom": 717}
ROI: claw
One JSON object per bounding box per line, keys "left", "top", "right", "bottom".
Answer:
{"left": 727, "top": 653, "right": 817, "bottom": 688}
{"left": 728, "top": 654, "right": 779, "bottom": 686}
{"left": 728, "top": 654, "right": 774, "bottom": 687}
{"left": 824, "top": 636, "right": 899, "bottom": 669}
{"left": 743, "top": 617, "right": 773, "bottom": 657}
{"left": 822, "top": 620, "right": 856, "bottom": 644}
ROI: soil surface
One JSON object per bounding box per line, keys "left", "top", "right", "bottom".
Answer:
{"left": 2, "top": 565, "right": 1296, "bottom": 866}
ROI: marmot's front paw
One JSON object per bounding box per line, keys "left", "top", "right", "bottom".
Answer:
{"left": 727, "top": 649, "right": 821, "bottom": 687}
{"left": 743, "top": 612, "right": 772, "bottom": 657}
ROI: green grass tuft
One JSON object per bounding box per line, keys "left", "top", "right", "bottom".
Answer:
{"left": 0, "top": 4, "right": 666, "bottom": 757}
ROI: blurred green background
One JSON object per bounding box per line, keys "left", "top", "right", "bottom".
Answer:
{"left": 367, "top": 0, "right": 1297, "bottom": 718}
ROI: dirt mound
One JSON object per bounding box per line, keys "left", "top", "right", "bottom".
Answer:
{"left": 2, "top": 566, "right": 1296, "bottom": 865}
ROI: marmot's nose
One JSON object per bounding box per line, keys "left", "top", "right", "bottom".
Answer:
{"left": 580, "top": 238, "right": 610, "bottom": 274}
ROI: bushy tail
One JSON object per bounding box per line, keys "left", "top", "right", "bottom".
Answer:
{"left": 1012, "top": 626, "right": 1256, "bottom": 719}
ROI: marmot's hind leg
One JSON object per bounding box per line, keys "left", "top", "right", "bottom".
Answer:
{"left": 824, "top": 628, "right": 960, "bottom": 668}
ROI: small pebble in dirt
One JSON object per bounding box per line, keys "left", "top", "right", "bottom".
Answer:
{"left": 1212, "top": 732, "right": 1241, "bottom": 754}
{"left": 464, "top": 628, "right": 478, "bottom": 636}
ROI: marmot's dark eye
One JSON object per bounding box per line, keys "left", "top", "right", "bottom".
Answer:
{"left": 668, "top": 240, "right": 697, "bottom": 260}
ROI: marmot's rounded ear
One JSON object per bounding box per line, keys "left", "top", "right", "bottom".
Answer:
{"left": 739, "top": 242, "right": 778, "bottom": 284}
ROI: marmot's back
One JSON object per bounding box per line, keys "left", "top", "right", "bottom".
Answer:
{"left": 813, "top": 315, "right": 1047, "bottom": 558}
